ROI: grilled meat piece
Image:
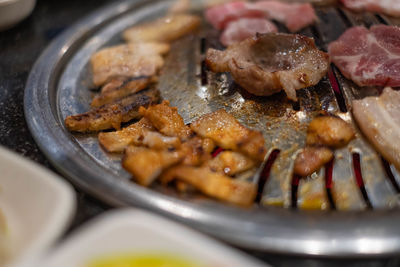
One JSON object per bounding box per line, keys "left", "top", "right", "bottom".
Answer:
{"left": 142, "top": 131, "right": 181, "bottom": 151}
{"left": 91, "top": 77, "right": 151, "bottom": 107}
{"left": 329, "top": 25, "right": 400, "bottom": 88}
{"left": 306, "top": 115, "right": 355, "bottom": 148}
{"left": 352, "top": 87, "right": 400, "bottom": 171}
{"left": 90, "top": 42, "right": 170, "bottom": 87}
{"left": 205, "top": 151, "right": 255, "bottom": 176}
{"left": 190, "top": 109, "right": 266, "bottom": 162}
{"left": 206, "top": 33, "right": 329, "bottom": 101}
{"left": 179, "top": 136, "right": 215, "bottom": 166}
{"left": 123, "top": 14, "right": 201, "bottom": 43}
{"left": 65, "top": 88, "right": 160, "bottom": 132}
{"left": 293, "top": 146, "right": 333, "bottom": 177}
{"left": 161, "top": 165, "right": 257, "bottom": 205}
{"left": 98, "top": 118, "right": 154, "bottom": 153}
{"left": 122, "top": 146, "right": 182, "bottom": 186}
{"left": 139, "top": 100, "right": 193, "bottom": 141}
{"left": 220, "top": 18, "right": 277, "bottom": 46}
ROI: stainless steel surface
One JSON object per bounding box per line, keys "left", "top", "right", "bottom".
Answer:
{"left": 24, "top": 0, "right": 400, "bottom": 257}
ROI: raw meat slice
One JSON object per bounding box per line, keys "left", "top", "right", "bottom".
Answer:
{"left": 341, "top": 0, "right": 400, "bottom": 18}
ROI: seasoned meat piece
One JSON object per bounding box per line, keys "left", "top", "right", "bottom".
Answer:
{"left": 352, "top": 87, "right": 400, "bottom": 170}
{"left": 123, "top": 14, "right": 201, "bottom": 43}
{"left": 306, "top": 115, "right": 355, "bottom": 148}
{"left": 341, "top": 0, "right": 400, "bottom": 18}
{"left": 98, "top": 118, "right": 154, "bottom": 153}
{"left": 142, "top": 131, "right": 181, "bottom": 151}
{"left": 91, "top": 77, "right": 151, "bottom": 107}
{"left": 220, "top": 18, "right": 277, "bottom": 46}
{"left": 252, "top": 1, "right": 317, "bottom": 32}
{"left": 161, "top": 165, "right": 257, "bottom": 205}
{"left": 205, "top": 151, "right": 255, "bottom": 175}
{"left": 206, "top": 33, "right": 329, "bottom": 101}
{"left": 190, "top": 109, "right": 266, "bottom": 162}
{"left": 122, "top": 146, "right": 182, "bottom": 186}
{"left": 205, "top": 1, "right": 264, "bottom": 30}
{"left": 179, "top": 137, "right": 215, "bottom": 166}
{"left": 90, "top": 42, "right": 170, "bottom": 87}
{"left": 293, "top": 146, "right": 333, "bottom": 177}
{"left": 329, "top": 25, "right": 400, "bottom": 88}
{"left": 139, "top": 100, "right": 193, "bottom": 141}
{"left": 64, "top": 88, "right": 160, "bottom": 132}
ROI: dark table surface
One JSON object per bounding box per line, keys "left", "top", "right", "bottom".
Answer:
{"left": 1, "top": 1, "right": 399, "bottom": 266}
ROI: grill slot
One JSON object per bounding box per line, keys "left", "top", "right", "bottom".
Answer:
{"left": 156, "top": 5, "right": 400, "bottom": 210}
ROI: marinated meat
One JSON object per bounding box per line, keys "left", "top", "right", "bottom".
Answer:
{"left": 90, "top": 42, "right": 170, "bottom": 87}
{"left": 179, "top": 137, "right": 215, "bottom": 166}
{"left": 293, "top": 146, "right": 333, "bottom": 176}
{"left": 98, "top": 117, "right": 154, "bottom": 153}
{"left": 123, "top": 14, "right": 201, "bottom": 43}
{"left": 205, "top": 1, "right": 264, "bottom": 30}
{"left": 220, "top": 17, "right": 277, "bottom": 46}
{"left": 306, "top": 115, "right": 355, "bottom": 148}
{"left": 328, "top": 25, "right": 400, "bottom": 87}
{"left": 91, "top": 77, "right": 151, "bottom": 107}
{"left": 190, "top": 109, "right": 266, "bottom": 162}
{"left": 341, "top": 0, "right": 400, "bottom": 18}
{"left": 139, "top": 100, "right": 193, "bottom": 141}
{"left": 206, "top": 33, "right": 329, "bottom": 100}
{"left": 205, "top": 151, "right": 255, "bottom": 175}
{"left": 142, "top": 131, "right": 181, "bottom": 151}
{"left": 161, "top": 165, "right": 257, "bottom": 205}
{"left": 122, "top": 146, "right": 182, "bottom": 186}
{"left": 64, "top": 88, "right": 160, "bottom": 132}
{"left": 252, "top": 1, "right": 317, "bottom": 32}
{"left": 352, "top": 87, "right": 400, "bottom": 170}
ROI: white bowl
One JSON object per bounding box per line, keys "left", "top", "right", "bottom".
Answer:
{"left": 0, "top": 0, "right": 36, "bottom": 31}
{"left": 38, "top": 209, "right": 269, "bottom": 267}
{"left": 0, "top": 146, "right": 76, "bottom": 267}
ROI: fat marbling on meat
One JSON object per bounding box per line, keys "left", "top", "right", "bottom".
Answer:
{"left": 206, "top": 33, "right": 329, "bottom": 101}
{"left": 329, "top": 25, "right": 400, "bottom": 88}
{"left": 352, "top": 87, "right": 400, "bottom": 171}
{"left": 341, "top": 0, "right": 400, "bottom": 18}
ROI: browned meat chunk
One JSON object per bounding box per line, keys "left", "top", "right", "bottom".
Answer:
{"left": 205, "top": 33, "right": 329, "bottom": 101}
{"left": 90, "top": 42, "right": 170, "bottom": 87}
{"left": 306, "top": 115, "right": 355, "bottom": 148}
{"left": 179, "top": 136, "right": 215, "bottom": 166}
{"left": 139, "top": 100, "right": 193, "bottom": 141}
{"left": 64, "top": 88, "right": 160, "bottom": 132}
{"left": 122, "top": 146, "right": 182, "bottom": 186}
{"left": 91, "top": 77, "right": 151, "bottom": 107}
{"left": 142, "top": 131, "right": 181, "bottom": 151}
{"left": 190, "top": 109, "right": 266, "bottom": 162}
{"left": 205, "top": 151, "right": 255, "bottom": 176}
{"left": 123, "top": 14, "right": 201, "bottom": 43}
{"left": 293, "top": 146, "right": 333, "bottom": 177}
{"left": 352, "top": 87, "right": 400, "bottom": 171}
{"left": 161, "top": 165, "right": 257, "bottom": 205}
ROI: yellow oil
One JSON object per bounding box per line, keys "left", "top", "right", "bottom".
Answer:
{"left": 86, "top": 253, "right": 201, "bottom": 267}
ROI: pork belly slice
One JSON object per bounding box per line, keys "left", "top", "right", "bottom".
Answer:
{"left": 190, "top": 109, "right": 266, "bottom": 162}
{"left": 341, "top": 0, "right": 400, "bottom": 18}
{"left": 294, "top": 146, "right": 333, "bottom": 177}
{"left": 205, "top": 1, "right": 264, "bottom": 30}
{"left": 122, "top": 146, "right": 182, "bottom": 186}
{"left": 328, "top": 25, "right": 400, "bottom": 88}
{"left": 123, "top": 14, "right": 201, "bottom": 43}
{"left": 139, "top": 100, "right": 193, "bottom": 141}
{"left": 179, "top": 136, "right": 215, "bottom": 166}
{"left": 220, "top": 17, "right": 277, "bottom": 46}
{"left": 206, "top": 33, "right": 329, "bottom": 101}
{"left": 161, "top": 165, "right": 257, "bottom": 205}
{"left": 91, "top": 77, "right": 151, "bottom": 107}
{"left": 64, "top": 88, "right": 160, "bottom": 132}
{"left": 306, "top": 115, "right": 355, "bottom": 148}
{"left": 352, "top": 87, "right": 400, "bottom": 171}
{"left": 90, "top": 42, "right": 170, "bottom": 87}
{"left": 142, "top": 131, "right": 182, "bottom": 151}
{"left": 205, "top": 151, "right": 256, "bottom": 176}
{"left": 252, "top": 1, "right": 317, "bottom": 33}
{"left": 98, "top": 118, "right": 154, "bottom": 153}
